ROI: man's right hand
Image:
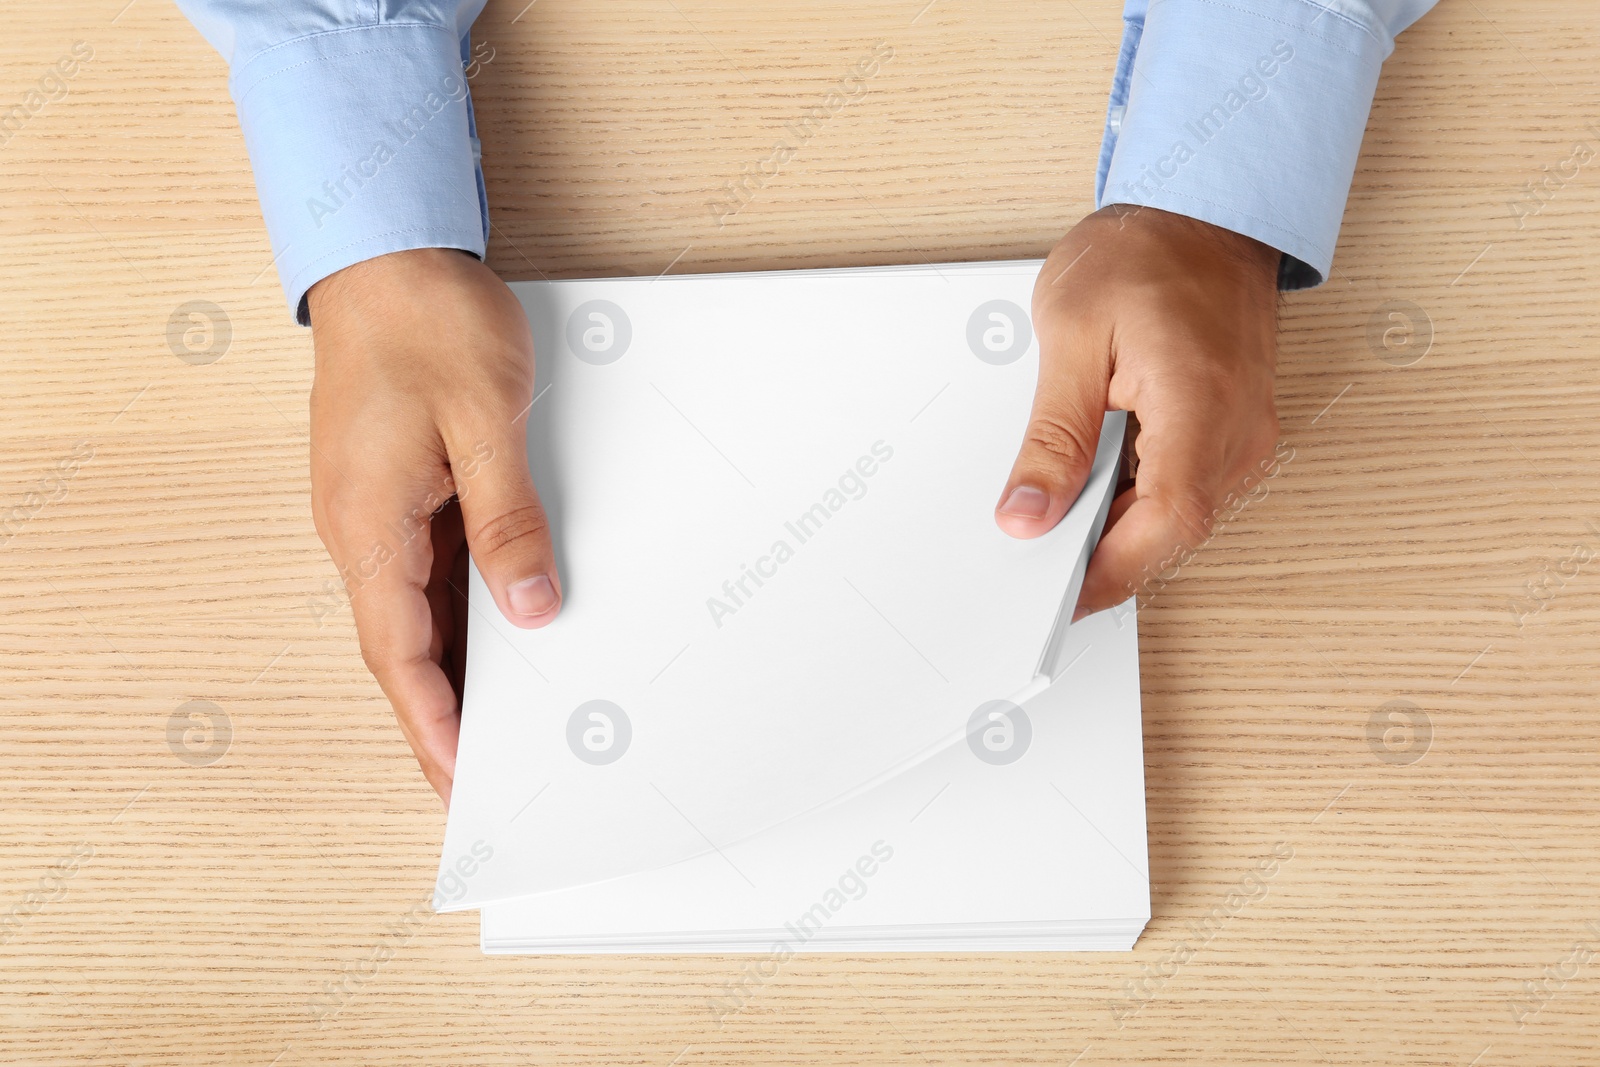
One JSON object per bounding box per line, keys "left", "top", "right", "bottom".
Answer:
{"left": 307, "top": 248, "right": 561, "bottom": 807}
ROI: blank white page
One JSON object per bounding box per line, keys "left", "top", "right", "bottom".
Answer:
{"left": 478, "top": 603, "right": 1148, "bottom": 949}
{"left": 439, "top": 261, "right": 1125, "bottom": 906}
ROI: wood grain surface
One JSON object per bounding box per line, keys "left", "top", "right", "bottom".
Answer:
{"left": 3, "top": 1, "right": 1599, "bottom": 1063}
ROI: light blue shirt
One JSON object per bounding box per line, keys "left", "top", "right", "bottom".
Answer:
{"left": 174, "top": 0, "right": 1440, "bottom": 322}
{"left": 1098, "top": 0, "right": 1440, "bottom": 288}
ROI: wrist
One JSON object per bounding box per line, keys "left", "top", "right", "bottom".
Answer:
{"left": 1194, "top": 217, "right": 1281, "bottom": 283}
{"left": 307, "top": 247, "right": 479, "bottom": 327}
{"left": 1092, "top": 204, "right": 1280, "bottom": 289}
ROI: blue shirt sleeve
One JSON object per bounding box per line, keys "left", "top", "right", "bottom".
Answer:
{"left": 173, "top": 0, "right": 492, "bottom": 324}
{"left": 1096, "top": 0, "right": 1441, "bottom": 288}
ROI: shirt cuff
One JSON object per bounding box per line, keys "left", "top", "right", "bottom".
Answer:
{"left": 1095, "top": 0, "right": 1394, "bottom": 289}
{"left": 229, "top": 23, "right": 490, "bottom": 324}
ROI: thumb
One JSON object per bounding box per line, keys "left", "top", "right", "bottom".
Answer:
{"left": 450, "top": 430, "right": 562, "bottom": 628}
{"left": 994, "top": 310, "right": 1110, "bottom": 538}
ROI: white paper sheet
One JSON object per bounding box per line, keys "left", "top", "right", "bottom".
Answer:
{"left": 477, "top": 604, "right": 1148, "bottom": 951}
{"left": 438, "top": 261, "right": 1126, "bottom": 905}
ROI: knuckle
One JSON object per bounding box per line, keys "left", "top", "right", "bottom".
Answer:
{"left": 1245, "top": 409, "right": 1281, "bottom": 465}
{"left": 354, "top": 632, "right": 419, "bottom": 684}
{"left": 310, "top": 500, "right": 334, "bottom": 550}
{"left": 1231, "top": 412, "right": 1282, "bottom": 490}
{"left": 356, "top": 635, "right": 393, "bottom": 679}
{"left": 1168, "top": 489, "right": 1217, "bottom": 542}
{"left": 313, "top": 490, "right": 362, "bottom": 557}
{"left": 469, "top": 504, "right": 550, "bottom": 559}
{"left": 1024, "top": 414, "right": 1096, "bottom": 472}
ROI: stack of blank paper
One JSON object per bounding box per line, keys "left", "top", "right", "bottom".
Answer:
{"left": 436, "top": 260, "right": 1150, "bottom": 952}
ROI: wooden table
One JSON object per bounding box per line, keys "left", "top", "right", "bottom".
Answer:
{"left": 4, "top": 1, "right": 1598, "bottom": 1063}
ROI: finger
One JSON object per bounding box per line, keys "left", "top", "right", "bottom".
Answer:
{"left": 995, "top": 291, "right": 1111, "bottom": 538}
{"left": 319, "top": 476, "right": 462, "bottom": 806}
{"left": 375, "top": 645, "right": 461, "bottom": 810}
{"left": 353, "top": 553, "right": 462, "bottom": 805}
{"left": 1103, "top": 481, "right": 1140, "bottom": 532}
{"left": 447, "top": 425, "right": 562, "bottom": 629}
{"left": 447, "top": 537, "right": 470, "bottom": 699}
{"left": 1113, "top": 410, "right": 1141, "bottom": 502}
{"left": 1075, "top": 415, "right": 1225, "bottom": 617}
{"left": 422, "top": 497, "right": 468, "bottom": 700}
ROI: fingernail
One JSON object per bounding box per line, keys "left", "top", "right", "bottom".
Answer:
{"left": 998, "top": 485, "right": 1050, "bottom": 519}
{"left": 508, "top": 574, "right": 559, "bottom": 618}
